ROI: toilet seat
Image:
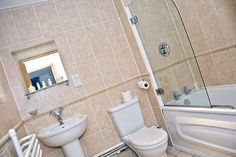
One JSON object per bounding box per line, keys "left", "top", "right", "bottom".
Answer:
{"left": 124, "top": 126, "right": 168, "bottom": 148}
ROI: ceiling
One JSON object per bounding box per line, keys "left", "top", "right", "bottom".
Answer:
{"left": 0, "top": 0, "right": 48, "bottom": 10}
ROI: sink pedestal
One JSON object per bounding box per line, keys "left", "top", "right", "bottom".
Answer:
{"left": 62, "top": 140, "right": 85, "bottom": 157}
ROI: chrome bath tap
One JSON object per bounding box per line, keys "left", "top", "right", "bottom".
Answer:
{"left": 173, "top": 91, "right": 182, "bottom": 100}
{"left": 50, "top": 107, "right": 64, "bottom": 126}
{"left": 183, "top": 86, "right": 192, "bottom": 95}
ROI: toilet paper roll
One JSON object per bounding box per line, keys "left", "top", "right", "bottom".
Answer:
{"left": 138, "top": 80, "right": 150, "bottom": 90}
{"left": 122, "top": 90, "right": 133, "bottom": 102}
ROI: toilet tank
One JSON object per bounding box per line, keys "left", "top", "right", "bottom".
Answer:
{"left": 108, "top": 97, "right": 144, "bottom": 137}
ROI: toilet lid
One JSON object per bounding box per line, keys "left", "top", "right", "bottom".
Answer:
{"left": 127, "top": 126, "right": 167, "bottom": 147}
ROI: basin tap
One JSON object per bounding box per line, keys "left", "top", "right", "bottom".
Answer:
{"left": 50, "top": 107, "right": 64, "bottom": 126}
{"left": 183, "top": 86, "right": 192, "bottom": 95}
{"left": 173, "top": 91, "right": 182, "bottom": 100}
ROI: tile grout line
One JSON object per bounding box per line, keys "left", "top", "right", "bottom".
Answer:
{"left": 90, "top": 0, "right": 120, "bottom": 149}
{"left": 74, "top": 0, "right": 110, "bottom": 151}
{"left": 191, "top": 0, "right": 221, "bottom": 85}
{"left": 52, "top": 0, "right": 88, "bottom": 103}
{"left": 90, "top": 0, "right": 126, "bottom": 106}
{"left": 113, "top": 0, "right": 154, "bottom": 113}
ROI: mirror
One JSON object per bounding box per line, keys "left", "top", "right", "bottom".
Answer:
{"left": 12, "top": 41, "right": 68, "bottom": 95}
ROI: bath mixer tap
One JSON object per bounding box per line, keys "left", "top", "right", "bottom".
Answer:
{"left": 183, "top": 86, "right": 192, "bottom": 95}
{"left": 50, "top": 107, "right": 64, "bottom": 126}
{"left": 173, "top": 91, "right": 182, "bottom": 100}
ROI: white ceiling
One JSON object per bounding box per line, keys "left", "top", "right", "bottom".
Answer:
{"left": 0, "top": 0, "right": 48, "bottom": 10}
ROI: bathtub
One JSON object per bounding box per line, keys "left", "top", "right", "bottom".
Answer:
{"left": 167, "top": 84, "right": 236, "bottom": 109}
{"left": 162, "top": 85, "right": 236, "bottom": 157}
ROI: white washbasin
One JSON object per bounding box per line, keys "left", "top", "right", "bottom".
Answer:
{"left": 38, "top": 114, "right": 88, "bottom": 157}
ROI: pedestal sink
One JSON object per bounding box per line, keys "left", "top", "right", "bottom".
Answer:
{"left": 38, "top": 114, "right": 88, "bottom": 157}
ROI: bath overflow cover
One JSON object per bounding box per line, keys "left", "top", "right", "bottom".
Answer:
{"left": 159, "top": 42, "right": 170, "bottom": 57}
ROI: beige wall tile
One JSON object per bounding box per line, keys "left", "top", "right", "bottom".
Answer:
{"left": 11, "top": 5, "right": 41, "bottom": 41}
{"left": 25, "top": 115, "right": 50, "bottom": 134}
{"left": 212, "top": 50, "right": 236, "bottom": 85}
{"left": 213, "top": 0, "right": 235, "bottom": 10}
{"left": 200, "top": 12, "right": 226, "bottom": 50}
{"left": 102, "top": 126, "right": 121, "bottom": 147}
{"left": 115, "top": 47, "right": 139, "bottom": 80}
{"left": 75, "top": 0, "right": 101, "bottom": 26}
{"left": 62, "top": 64, "right": 86, "bottom": 103}
{"left": 35, "top": 2, "right": 63, "bottom": 37}
{"left": 85, "top": 23, "right": 112, "bottom": 56}
{"left": 185, "top": 19, "right": 204, "bottom": 42}
{"left": 89, "top": 92, "right": 111, "bottom": 113}
{"left": 191, "top": 0, "right": 214, "bottom": 18}
{"left": 89, "top": 92, "right": 112, "bottom": 129}
{"left": 95, "top": 0, "right": 117, "bottom": 21}
{"left": 107, "top": 85, "right": 126, "bottom": 105}
{"left": 96, "top": 53, "right": 122, "bottom": 87}
{"left": 130, "top": 43, "right": 147, "bottom": 74}
{"left": 120, "top": 16, "right": 136, "bottom": 45}
{"left": 0, "top": 10, "right": 18, "bottom": 48}
{"left": 113, "top": 0, "right": 126, "bottom": 17}
{"left": 125, "top": 78, "right": 150, "bottom": 110}
{"left": 104, "top": 18, "right": 128, "bottom": 50}
{"left": 152, "top": 106, "right": 166, "bottom": 129}
{"left": 191, "top": 38, "right": 209, "bottom": 55}
{"left": 55, "top": 0, "right": 83, "bottom": 31}
{"left": 217, "top": 2, "right": 236, "bottom": 46}
{"left": 173, "top": 0, "right": 197, "bottom": 25}
{"left": 81, "top": 132, "right": 107, "bottom": 157}
{"left": 142, "top": 107, "right": 157, "bottom": 127}
{"left": 44, "top": 149, "right": 64, "bottom": 157}
{"left": 197, "top": 54, "right": 220, "bottom": 86}
{"left": 0, "top": 61, "right": 21, "bottom": 137}
{"left": 76, "top": 58, "right": 105, "bottom": 94}
{"left": 66, "top": 28, "right": 94, "bottom": 62}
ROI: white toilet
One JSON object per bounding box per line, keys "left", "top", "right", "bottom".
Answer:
{"left": 108, "top": 97, "right": 168, "bottom": 157}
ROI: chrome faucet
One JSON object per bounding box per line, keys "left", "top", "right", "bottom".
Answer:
{"left": 173, "top": 91, "right": 182, "bottom": 100}
{"left": 50, "top": 107, "right": 64, "bottom": 126}
{"left": 183, "top": 86, "right": 192, "bottom": 95}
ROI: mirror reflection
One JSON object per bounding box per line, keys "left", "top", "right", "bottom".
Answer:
{"left": 12, "top": 41, "right": 68, "bottom": 94}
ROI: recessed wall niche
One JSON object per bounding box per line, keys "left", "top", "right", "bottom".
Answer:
{"left": 12, "top": 41, "right": 68, "bottom": 99}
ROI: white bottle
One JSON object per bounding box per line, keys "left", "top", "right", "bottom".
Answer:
{"left": 47, "top": 79, "right": 52, "bottom": 86}
{"left": 41, "top": 81, "right": 47, "bottom": 88}
{"left": 36, "top": 82, "right": 41, "bottom": 90}
{"left": 28, "top": 84, "right": 36, "bottom": 93}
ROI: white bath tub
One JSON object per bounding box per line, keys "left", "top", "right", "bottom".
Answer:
{"left": 167, "top": 85, "right": 236, "bottom": 109}
{"left": 162, "top": 85, "right": 236, "bottom": 157}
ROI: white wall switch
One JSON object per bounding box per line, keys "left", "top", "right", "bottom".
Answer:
{"left": 71, "top": 74, "right": 82, "bottom": 88}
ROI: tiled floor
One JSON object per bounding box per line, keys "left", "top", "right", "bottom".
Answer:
{"left": 167, "top": 147, "right": 201, "bottom": 157}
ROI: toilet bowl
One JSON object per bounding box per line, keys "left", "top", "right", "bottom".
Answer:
{"left": 124, "top": 126, "right": 168, "bottom": 157}
{"left": 108, "top": 97, "right": 168, "bottom": 157}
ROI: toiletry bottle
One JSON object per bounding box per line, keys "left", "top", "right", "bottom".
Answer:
{"left": 28, "top": 84, "right": 36, "bottom": 93}
{"left": 41, "top": 81, "right": 47, "bottom": 88}
{"left": 36, "top": 82, "right": 41, "bottom": 90}
{"left": 47, "top": 79, "right": 52, "bottom": 86}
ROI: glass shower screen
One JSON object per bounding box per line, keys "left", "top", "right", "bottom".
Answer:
{"left": 128, "top": 0, "right": 211, "bottom": 107}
